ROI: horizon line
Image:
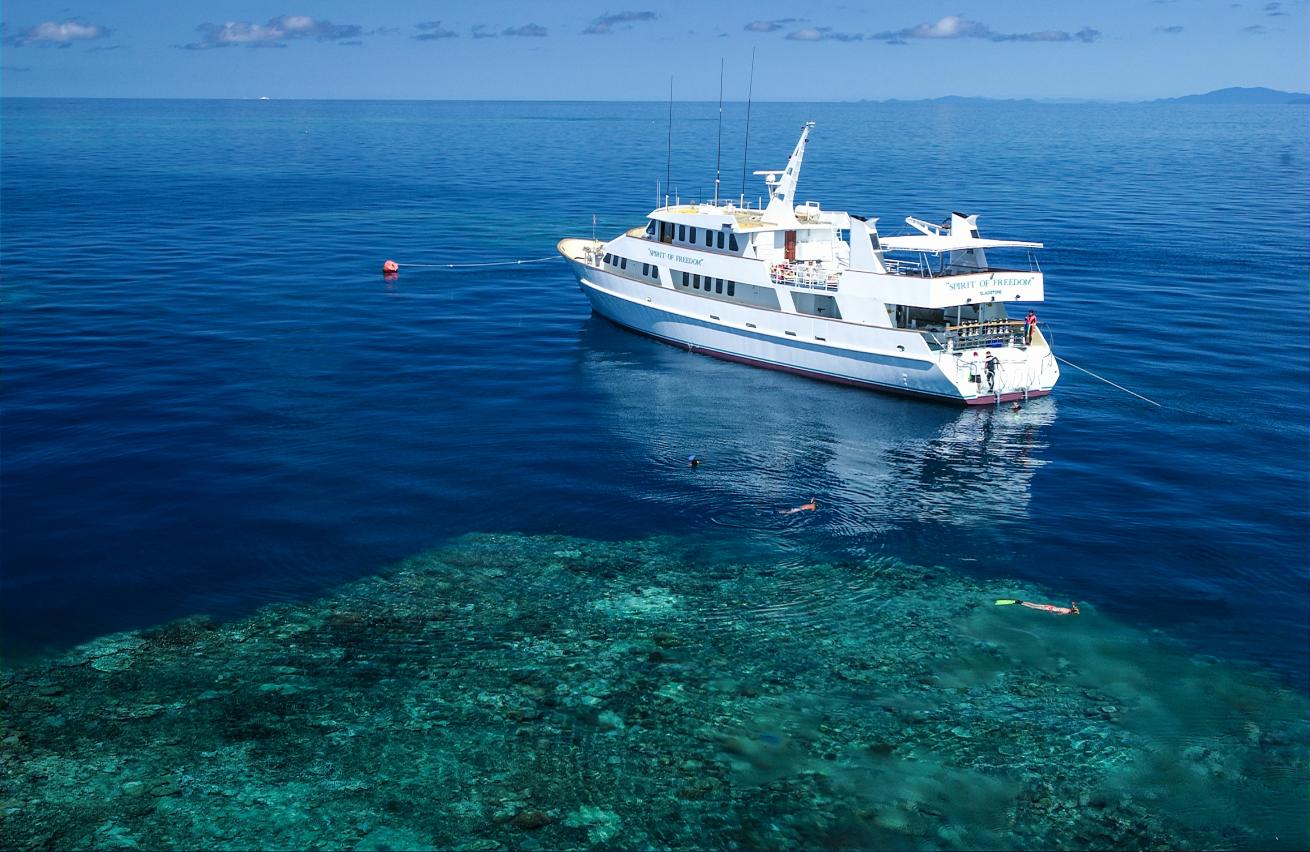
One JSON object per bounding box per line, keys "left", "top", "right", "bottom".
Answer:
{"left": 3, "top": 92, "right": 1308, "bottom": 105}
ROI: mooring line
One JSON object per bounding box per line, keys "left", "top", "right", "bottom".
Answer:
{"left": 1055, "top": 355, "right": 1161, "bottom": 407}
{"left": 387, "top": 255, "right": 563, "bottom": 271}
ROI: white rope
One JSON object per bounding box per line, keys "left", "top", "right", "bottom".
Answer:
{"left": 394, "top": 255, "right": 562, "bottom": 270}
{"left": 1055, "top": 355, "right": 1161, "bottom": 407}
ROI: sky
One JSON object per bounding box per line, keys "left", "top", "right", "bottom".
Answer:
{"left": 1, "top": 1, "right": 1307, "bottom": 101}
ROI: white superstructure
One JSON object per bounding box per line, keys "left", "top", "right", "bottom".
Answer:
{"left": 558, "top": 122, "right": 1059, "bottom": 405}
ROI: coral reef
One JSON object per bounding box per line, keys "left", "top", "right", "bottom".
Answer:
{"left": 2, "top": 533, "right": 1305, "bottom": 850}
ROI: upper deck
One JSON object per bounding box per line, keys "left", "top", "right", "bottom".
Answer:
{"left": 605, "top": 123, "right": 1047, "bottom": 308}
{"left": 648, "top": 199, "right": 837, "bottom": 233}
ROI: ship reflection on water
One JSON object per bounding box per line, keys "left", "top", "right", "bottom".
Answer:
{"left": 575, "top": 316, "right": 1055, "bottom": 566}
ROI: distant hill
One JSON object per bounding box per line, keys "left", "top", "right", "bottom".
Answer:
{"left": 868, "top": 95, "right": 1104, "bottom": 105}
{"left": 1151, "top": 87, "right": 1310, "bottom": 104}
{"left": 861, "top": 87, "right": 1308, "bottom": 105}
{"left": 873, "top": 95, "right": 1040, "bottom": 105}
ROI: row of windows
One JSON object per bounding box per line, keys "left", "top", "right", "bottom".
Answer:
{"left": 686, "top": 226, "right": 738, "bottom": 252}
{"left": 602, "top": 253, "right": 660, "bottom": 282}
{"left": 646, "top": 221, "right": 741, "bottom": 253}
{"left": 677, "top": 271, "right": 736, "bottom": 297}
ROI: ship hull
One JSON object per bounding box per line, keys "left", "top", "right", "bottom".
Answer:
{"left": 568, "top": 258, "right": 1052, "bottom": 406}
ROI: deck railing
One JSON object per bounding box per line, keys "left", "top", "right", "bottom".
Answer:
{"left": 769, "top": 262, "right": 840, "bottom": 292}
{"left": 883, "top": 252, "right": 1043, "bottom": 278}
{"left": 946, "top": 320, "right": 1028, "bottom": 349}
{"left": 883, "top": 257, "right": 931, "bottom": 277}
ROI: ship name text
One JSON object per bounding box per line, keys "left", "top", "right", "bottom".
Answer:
{"left": 647, "top": 248, "right": 704, "bottom": 266}
{"left": 947, "top": 275, "right": 1036, "bottom": 292}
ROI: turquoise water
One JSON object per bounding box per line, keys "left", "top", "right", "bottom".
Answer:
{"left": 1, "top": 99, "right": 1307, "bottom": 848}
{"left": 3, "top": 534, "right": 1305, "bottom": 849}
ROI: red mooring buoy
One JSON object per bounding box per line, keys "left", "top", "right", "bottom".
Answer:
{"left": 382, "top": 259, "right": 399, "bottom": 274}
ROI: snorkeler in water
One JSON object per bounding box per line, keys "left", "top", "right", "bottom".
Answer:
{"left": 779, "top": 498, "right": 817, "bottom": 515}
{"left": 995, "top": 599, "right": 1079, "bottom": 616}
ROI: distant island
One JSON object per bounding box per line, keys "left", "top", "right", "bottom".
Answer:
{"left": 864, "top": 87, "right": 1309, "bottom": 105}
{"left": 1150, "top": 86, "right": 1310, "bottom": 104}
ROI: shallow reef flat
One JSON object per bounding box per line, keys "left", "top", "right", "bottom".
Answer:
{"left": 1, "top": 533, "right": 1305, "bottom": 850}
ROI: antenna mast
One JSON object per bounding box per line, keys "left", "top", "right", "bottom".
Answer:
{"left": 741, "top": 47, "right": 755, "bottom": 203}
{"left": 666, "top": 76, "right": 673, "bottom": 205}
{"left": 714, "top": 59, "right": 723, "bottom": 206}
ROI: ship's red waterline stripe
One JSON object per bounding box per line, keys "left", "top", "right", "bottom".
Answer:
{"left": 594, "top": 314, "right": 1051, "bottom": 407}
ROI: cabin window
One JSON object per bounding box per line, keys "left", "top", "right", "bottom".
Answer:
{"left": 645, "top": 221, "right": 656, "bottom": 237}
{"left": 603, "top": 253, "right": 612, "bottom": 264}
{"left": 729, "top": 234, "right": 739, "bottom": 252}
{"left": 692, "top": 275, "right": 700, "bottom": 289}
{"left": 642, "top": 263, "right": 649, "bottom": 276}
{"left": 716, "top": 232, "right": 725, "bottom": 249}
{"left": 620, "top": 258, "right": 627, "bottom": 270}
{"left": 689, "top": 227, "right": 697, "bottom": 243}
{"left": 650, "top": 265, "right": 660, "bottom": 280}
{"left": 727, "top": 282, "right": 735, "bottom": 297}
{"left": 704, "top": 229, "right": 712, "bottom": 247}
{"left": 715, "top": 280, "right": 723, "bottom": 294}
{"left": 681, "top": 271, "right": 689, "bottom": 286}
{"left": 678, "top": 224, "right": 686, "bottom": 241}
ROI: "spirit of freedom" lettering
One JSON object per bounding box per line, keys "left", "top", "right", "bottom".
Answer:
{"left": 948, "top": 275, "right": 1035, "bottom": 292}
{"left": 647, "top": 248, "right": 703, "bottom": 266}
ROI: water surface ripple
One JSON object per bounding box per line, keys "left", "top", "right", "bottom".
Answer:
{"left": 2, "top": 98, "right": 1307, "bottom": 689}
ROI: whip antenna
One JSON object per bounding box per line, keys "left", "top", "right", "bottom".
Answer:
{"left": 666, "top": 75, "right": 673, "bottom": 204}
{"left": 741, "top": 47, "right": 755, "bottom": 202}
{"left": 714, "top": 59, "right": 723, "bottom": 206}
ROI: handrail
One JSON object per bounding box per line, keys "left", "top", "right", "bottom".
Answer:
{"left": 946, "top": 320, "right": 1026, "bottom": 333}
{"left": 946, "top": 319, "right": 1027, "bottom": 349}
{"left": 883, "top": 257, "right": 932, "bottom": 278}
{"left": 769, "top": 261, "right": 840, "bottom": 292}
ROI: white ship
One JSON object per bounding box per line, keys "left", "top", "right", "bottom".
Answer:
{"left": 558, "top": 122, "right": 1059, "bottom": 405}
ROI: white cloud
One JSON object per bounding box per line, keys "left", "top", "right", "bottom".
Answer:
{"left": 5, "top": 19, "right": 110, "bottom": 47}
{"left": 503, "top": 24, "right": 548, "bottom": 37}
{"left": 907, "top": 15, "right": 990, "bottom": 39}
{"left": 745, "top": 18, "right": 799, "bottom": 33}
{"left": 785, "top": 27, "right": 825, "bottom": 42}
{"left": 583, "top": 11, "right": 656, "bottom": 35}
{"left": 181, "top": 15, "right": 362, "bottom": 49}
{"left": 873, "top": 15, "right": 1100, "bottom": 45}
{"left": 785, "top": 26, "right": 863, "bottom": 42}
{"left": 413, "top": 21, "right": 458, "bottom": 41}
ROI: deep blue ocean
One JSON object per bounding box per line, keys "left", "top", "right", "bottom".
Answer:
{"left": 2, "top": 98, "right": 1308, "bottom": 849}
{"left": 0, "top": 98, "right": 1304, "bottom": 666}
